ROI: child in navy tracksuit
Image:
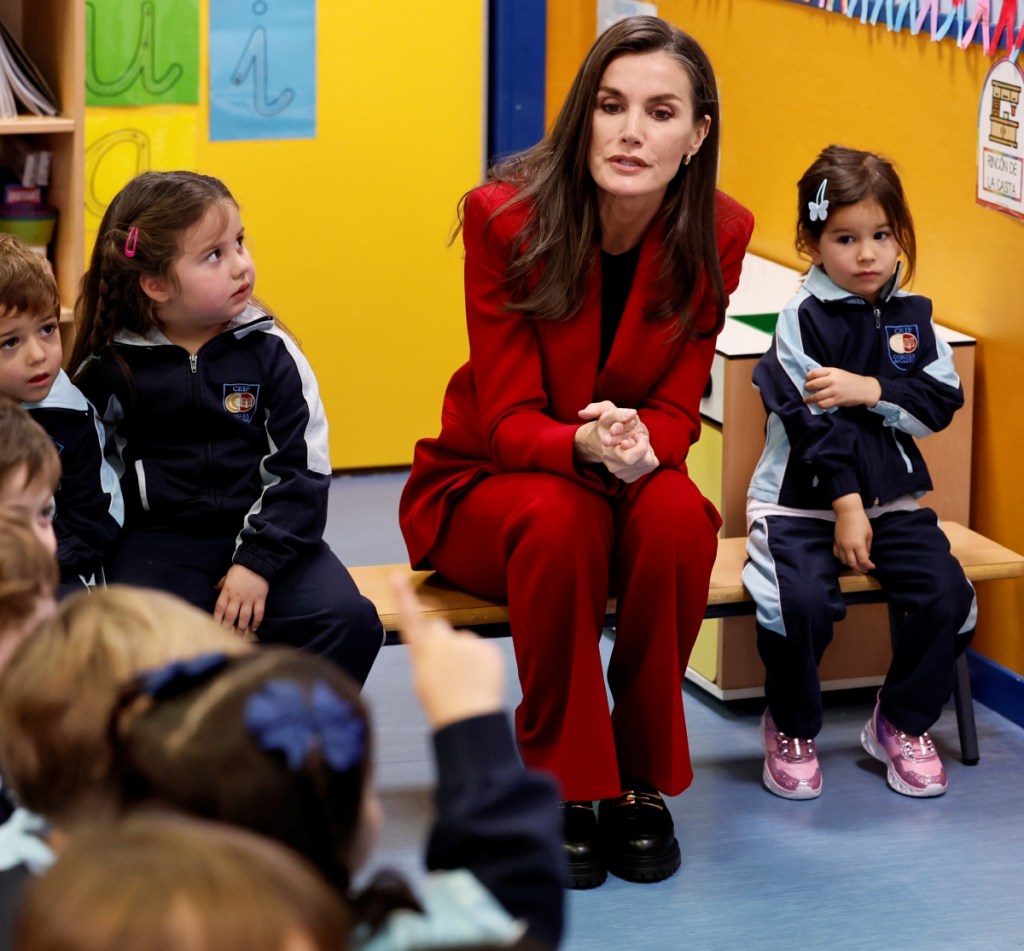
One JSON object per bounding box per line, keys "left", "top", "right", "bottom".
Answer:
{"left": 71, "top": 171, "right": 382, "bottom": 685}
{"left": 0, "top": 234, "right": 122, "bottom": 593}
{"left": 743, "top": 146, "right": 976, "bottom": 800}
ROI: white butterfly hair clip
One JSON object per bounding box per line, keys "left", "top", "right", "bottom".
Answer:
{"left": 808, "top": 178, "right": 829, "bottom": 222}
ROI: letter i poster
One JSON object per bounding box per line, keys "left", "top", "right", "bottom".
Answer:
{"left": 209, "top": 0, "right": 316, "bottom": 142}
{"left": 977, "top": 57, "right": 1024, "bottom": 220}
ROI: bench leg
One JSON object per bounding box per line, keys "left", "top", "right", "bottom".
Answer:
{"left": 952, "top": 652, "right": 980, "bottom": 766}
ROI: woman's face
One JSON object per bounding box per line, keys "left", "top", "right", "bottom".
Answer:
{"left": 588, "top": 51, "right": 710, "bottom": 215}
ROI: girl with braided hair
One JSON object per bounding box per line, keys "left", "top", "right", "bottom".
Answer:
{"left": 71, "top": 171, "right": 382, "bottom": 684}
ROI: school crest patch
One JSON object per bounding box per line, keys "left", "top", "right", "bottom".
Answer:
{"left": 885, "top": 325, "right": 919, "bottom": 370}
{"left": 223, "top": 384, "right": 260, "bottom": 422}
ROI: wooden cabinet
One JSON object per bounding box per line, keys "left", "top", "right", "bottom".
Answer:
{"left": 0, "top": 0, "right": 84, "bottom": 344}
{"left": 687, "top": 255, "right": 976, "bottom": 698}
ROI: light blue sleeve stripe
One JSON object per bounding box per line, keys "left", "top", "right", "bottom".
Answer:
{"left": 774, "top": 297, "right": 833, "bottom": 418}
{"left": 134, "top": 459, "right": 149, "bottom": 512}
{"left": 267, "top": 325, "right": 332, "bottom": 476}
{"left": 871, "top": 400, "right": 933, "bottom": 437}
{"left": 924, "top": 334, "right": 961, "bottom": 389}
{"left": 353, "top": 869, "right": 525, "bottom": 950}
{"left": 91, "top": 406, "right": 124, "bottom": 524}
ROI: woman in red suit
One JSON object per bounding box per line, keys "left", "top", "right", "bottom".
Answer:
{"left": 400, "top": 16, "right": 753, "bottom": 889}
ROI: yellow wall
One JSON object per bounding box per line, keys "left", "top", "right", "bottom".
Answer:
{"left": 547, "top": 0, "right": 1024, "bottom": 674}
{"left": 194, "top": 1, "right": 484, "bottom": 470}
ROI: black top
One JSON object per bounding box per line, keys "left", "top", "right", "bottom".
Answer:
{"left": 599, "top": 243, "right": 642, "bottom": 370}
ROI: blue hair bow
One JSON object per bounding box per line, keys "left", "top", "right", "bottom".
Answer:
{"left": 808, "top": 178, "right": 829, "bottom": 222}
{"left": 137, "top": 653, "right": 230, "bottom": 698}
{"left": 244, "top": 679, "right": 366, "bottom": 773}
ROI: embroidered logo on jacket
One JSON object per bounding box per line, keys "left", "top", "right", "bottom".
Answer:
{"left": 885, "top": 325, "right": 919, "bottom": 370}
{"left": 223, "top": 384, "right": 260, "bottom": 422}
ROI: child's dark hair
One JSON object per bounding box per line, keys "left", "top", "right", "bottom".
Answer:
{"left": 70, "top": 170, "right": 236, "bottom": 372}
{"left": 112, "top": 647, "right": 421, "bottom": 929}
{"left": 0, "top": 234, "right": 60, "bottom": 322}
{"left": 795, "top": 145, "right": 917, "bottom": 286}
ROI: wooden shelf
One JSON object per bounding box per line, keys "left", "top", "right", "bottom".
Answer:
{"left": 0, "top": 116, "right": 76, "bottom": 134}
{"left": 0, "top": 0, "right": 85, "bottom": 321}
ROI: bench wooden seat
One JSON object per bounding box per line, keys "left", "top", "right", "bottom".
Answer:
{"left": 352, "top": 521, "right": 1024, "bottom": 631}
{"left": 349, "top": 521, "right": 1024, "bottom": 766}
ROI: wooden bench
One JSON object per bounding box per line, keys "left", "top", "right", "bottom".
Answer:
{"left": 350, "top": 521, "right": 1024, "bottom": 765}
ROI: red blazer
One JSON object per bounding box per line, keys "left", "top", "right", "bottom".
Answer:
{"left": 400, "top": 181, "right": 755, "bottom": 568}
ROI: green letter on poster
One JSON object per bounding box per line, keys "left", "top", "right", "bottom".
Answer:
{"left": 86, "top": 0, "right": 199, "bottom": 106}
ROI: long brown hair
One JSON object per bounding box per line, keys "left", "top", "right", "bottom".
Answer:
{"left": 14, "top": 812, "right": 351, "bottom": 951}
{"left": 69, "top": 171, "right": 237, "bottom": 374}
{"left": 477, "top": 15, "right": 725, "bottom": 338}
{"left": 795, "top": 145, "right": 917, "bottom": 286}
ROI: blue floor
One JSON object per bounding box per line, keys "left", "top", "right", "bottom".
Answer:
{"left": 327, "top": 471, "right": 1024, "bottom": 951}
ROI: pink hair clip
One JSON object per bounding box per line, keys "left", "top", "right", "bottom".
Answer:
{"left": 124, "top": 226, "right": 139, "bottom": 258}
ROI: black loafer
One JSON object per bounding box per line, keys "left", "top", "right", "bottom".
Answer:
{"left": 561, "top": 800, "right": 607, "bottom": 889}
{"left": 598, "top": 788, "right": 681, "bottom": 883}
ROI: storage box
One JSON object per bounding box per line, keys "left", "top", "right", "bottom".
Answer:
{"left": 0, "top": 203, "right": 57, "bottom": 248}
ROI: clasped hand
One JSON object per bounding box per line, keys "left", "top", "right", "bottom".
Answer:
{"left": 575, "top": 400, "right": 659, "bottom": 483}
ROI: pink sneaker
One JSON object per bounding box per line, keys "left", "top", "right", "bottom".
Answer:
{"left": 761, "top": 709, "right": 822, "bottom": 800}
{"left": 861, "top": 698, "right": 947, "bottom": 798}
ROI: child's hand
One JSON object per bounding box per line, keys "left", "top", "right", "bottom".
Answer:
{"left": 214, "top": 564, "right": 270, "bottom": 636}
{"left": 804, "top": 367, "right": 882, "bottom": 409}
{"left": 832, "top": 495, "right": 875, "bottom": 573}
{"left": 391, "top": 572, "right": 505, "bottom": 730}
{"left": 575, "top": 401, "right": 659, "bottom": 483}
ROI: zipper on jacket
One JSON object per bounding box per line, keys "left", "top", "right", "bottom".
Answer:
{"left": 873, "top": 306, "right": 881, "bottom": 329}
{"left": 185, "top": 348, "right": 217, "bottom": 510}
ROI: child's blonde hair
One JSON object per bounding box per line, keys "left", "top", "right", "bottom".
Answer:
{"left": 14, "top": 812, "right": 351, "bottom": 951}
{"left": 0, "top": 233, "right": 60, "bottom": 323}
{"left": 0, "top": 514, "right": 58, "bottom": 630}
{"left": 0, "top": 400, "right": 60, "bottom": 494}
{"left": 0, "top": 585, "right": 252, "bottom": 826}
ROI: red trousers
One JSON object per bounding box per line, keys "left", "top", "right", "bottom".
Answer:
{"left": 428, "top": 468, "right": 720, "bottom": 801}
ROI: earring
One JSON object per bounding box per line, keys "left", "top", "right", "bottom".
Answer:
{"left": 684, "top": 153, "right": 692, "bottom": 166}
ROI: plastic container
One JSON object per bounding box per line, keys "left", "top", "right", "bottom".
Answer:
{"left": 0, "top": 203, "right": 57, "bottom": 247}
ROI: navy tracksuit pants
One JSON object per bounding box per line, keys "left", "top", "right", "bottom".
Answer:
{"left": 743, "top": 507, "right": 976, "bottom": 738}
{"left": 107, "top": 526, "right": 383, "bottom": 685}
